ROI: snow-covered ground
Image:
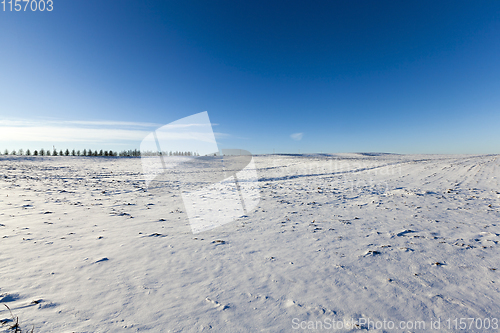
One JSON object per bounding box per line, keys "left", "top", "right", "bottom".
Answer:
{"left": 1, "top": 154, "right": 499, "bottom": 332}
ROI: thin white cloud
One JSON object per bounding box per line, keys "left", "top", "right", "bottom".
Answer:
{"left": 0, "top": 119, "right": 161, "bottom": 128}
{"left": 159, "top": 123, "right": 214, "bottom": 129}
{"left": 155, "top": 130, "right": 217, "bottom": 144}
{"left": 0, "top": 118, "right": 230, "bottom": 144}
{"left": 64, "top": 120, "right": 162, "bottom": 128}
{"left": 213, "top": 132, "right": 231, "bottom": 139}
{"left": 290, "top": 132, "right": 303, "bottom": 141}
{"left": 0, "top": 126, "right": 149, "bottom": 142}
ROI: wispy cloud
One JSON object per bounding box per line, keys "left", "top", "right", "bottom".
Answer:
{"left": 290, "top": 132, "right": 303, "bottom": 141}
{"left": 213, "top": 132, "right": 231, "bottom": 139}
{"left": 0, "top": 126, "right": 149, "bottom": 142}
{"left": 0, "top": 119, "right": 162, "bottom": 128}
{"left": 0, "top": 118, "right": 229, "bottom": 144}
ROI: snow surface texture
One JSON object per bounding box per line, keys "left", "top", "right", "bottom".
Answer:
{"left": 0, "top": 154, "right": 499, "bottom": 332}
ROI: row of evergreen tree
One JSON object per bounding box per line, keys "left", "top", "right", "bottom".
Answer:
{"left": 2, "top": 148, "right": 119, "bottom": 157}
{"left": 2, "top": 149, "right": 201, "bottom": 157}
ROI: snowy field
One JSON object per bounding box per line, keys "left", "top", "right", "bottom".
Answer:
{"left": 1, "top": 154, "right": 500, "bottom": 332}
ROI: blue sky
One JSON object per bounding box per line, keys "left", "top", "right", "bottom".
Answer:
{"left": 1, "top": 0, "right": 499, "bottom": 154}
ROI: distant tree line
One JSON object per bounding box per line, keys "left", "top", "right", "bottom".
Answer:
{"left": 1, "top": 148, "right": 201, "bottom": 157}
{"left": 1, "top": 148, "right": 118, "bottom": 157}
